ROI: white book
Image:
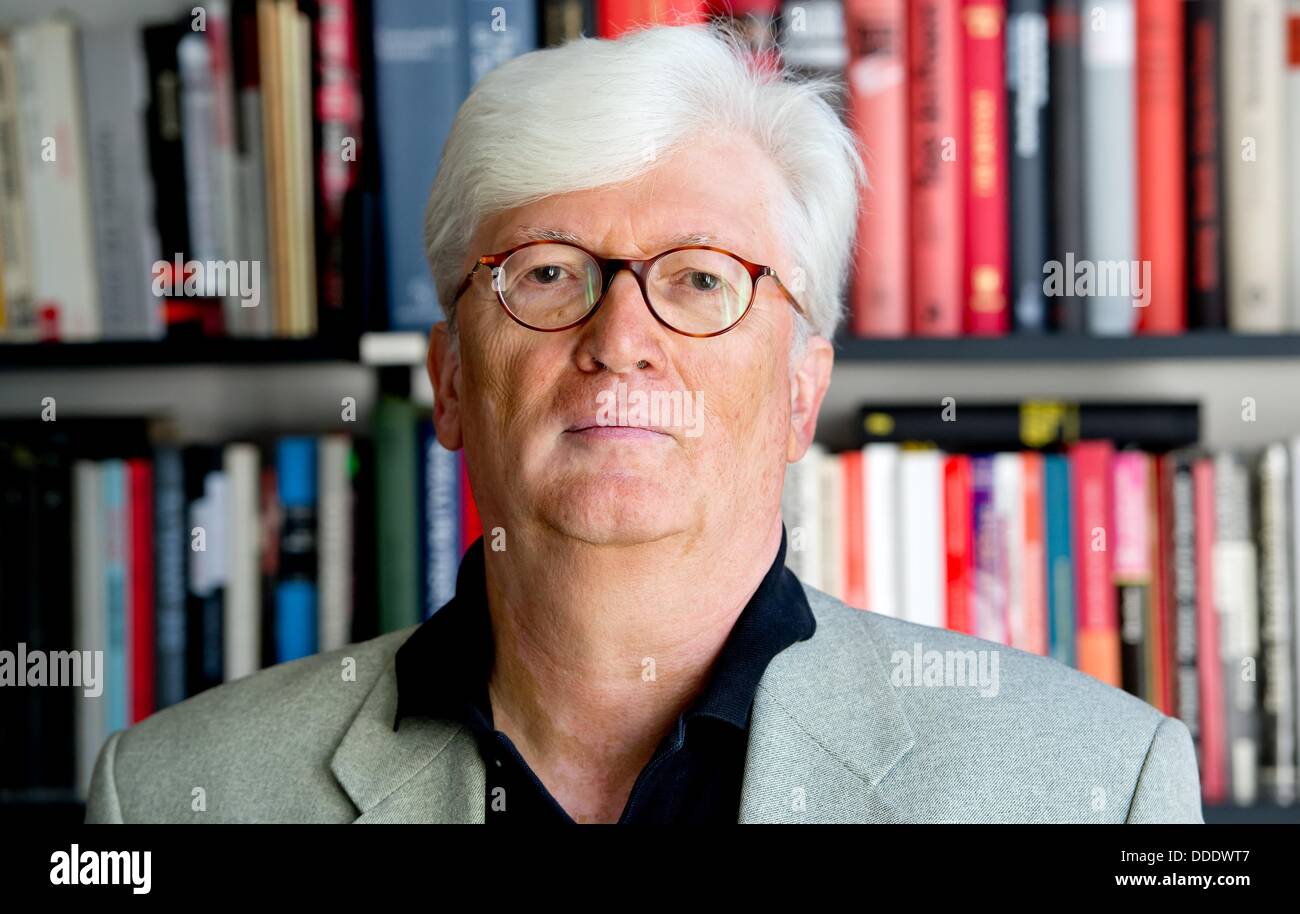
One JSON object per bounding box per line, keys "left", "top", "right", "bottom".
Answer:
{"left": 73, "top": 461, "right": 105, "bottom": 798}
{"left": 994, "top": 453, "right": 1025, "bottom": 649}
{"left": 0, "top": 35, "right": 36, "bottom": 339}
{"left": 205, "top": 0, "right": 248, "bottom": 336}
{"left": 817, "top": 452, "right": 843, "bottom": 601}
{"left": 782, "top": 446, "right": 823, "bottom": 589}
{"left": 12, "top": 19, "right": 101, "bottom": 340}
{"left": 318, "top": 435, "right": 354, "bottom": 652}
{"left": 224, "top": 445, "right": 261, "bottom": 681}
{"left": 865, "top": 444, "right": 900, "bottom": 617}
{"left": 898, "top": 450, "right": 945, "bottom": 630}
{"left": 1223, "top": 0, "right": 1289, "bottom": 332}
{"left": 1287, "top": 1, "right": 1300, "bottom": 328}
{"left": 1081, "top": 0, "right": 1137, "bottom": 336}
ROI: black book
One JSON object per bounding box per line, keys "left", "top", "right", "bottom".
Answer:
{"left": 0, "top": 442, "right": 37, "bottom": 790}
{"left": 1185, "top": 0, "right": 1227, "bottom": 328}
{"left": 142, "top": 19, "right": 193, "bottom": 269}
{"left": 856, "top": 401, "right": 1200, "bottom": 452}
{"left": 1048, "top": 0, "right": 1085, "bottom": 333}
{"left": 182, "top": 445, "right": 224, "bottom": 698}
{"left": 1008, "top": 0, "right": 1051, "bottom": 333}
{"left": 1163, "top": 450, "right": 1200, "bottom": 764}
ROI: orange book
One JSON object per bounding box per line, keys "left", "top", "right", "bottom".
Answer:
{"left": 846, "top": 0, "right": 910, "bottom": 337}
{"left": 1136, "top": 0, "right": 1186, "bottom": 333}
{"left": 840, "top": 450, "right": 867, "bottom": 609}
{"left": 1021, "top": 452, "right": 1048, "bottom": 656}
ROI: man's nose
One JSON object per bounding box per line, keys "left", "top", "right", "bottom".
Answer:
{"left": 573, "top": 268, "right": 666, "bottom": 374}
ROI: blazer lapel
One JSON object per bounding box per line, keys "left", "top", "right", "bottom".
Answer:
{"left": 329, "top": 657, "right": 486, "bottom": 823}
{"left": 738, "top": 589, "right": 916, "bottom": 823}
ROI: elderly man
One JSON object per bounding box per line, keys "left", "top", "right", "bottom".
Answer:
{"left": 87, "top": 24, "right": 1201, "bottom": 824}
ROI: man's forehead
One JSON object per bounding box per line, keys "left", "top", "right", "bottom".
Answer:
{"left": 501, "top": 224, "right": 724, "bottom": 249}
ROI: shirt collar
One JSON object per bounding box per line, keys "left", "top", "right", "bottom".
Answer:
{"left": 393, "top": 526, "right": 816, "bottom": 733}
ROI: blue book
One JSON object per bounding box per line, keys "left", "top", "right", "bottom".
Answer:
{"left": 373, "top": 0, "right": 468, "bottom": 329}
{"left": 101, "top": 460, "right": 129, "bottom": 734}
{"left": 1044, "top": 453, "right": 1075, "bottom": 667}
{"left": 276, "top": 438, "right": 318, "bottom": 662}
{"left": 153, "top": 447, "right": 187, "bottom": 709}
{"left": 418, "top": 421, "right": 461, "bottom": 619}
{"left": 465, "top": 0, "right": 539, "bottom": 85}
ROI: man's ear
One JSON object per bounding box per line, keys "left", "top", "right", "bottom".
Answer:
{"left": 787, "top": 336, "right": 834, "bottom": 463}
{"left": 427, "top": 321, "right": 464, "bottom": 450}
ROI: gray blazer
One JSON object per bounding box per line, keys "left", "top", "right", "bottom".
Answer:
{"left": 86, "top": 585, "right": 1203, "bottom": 823}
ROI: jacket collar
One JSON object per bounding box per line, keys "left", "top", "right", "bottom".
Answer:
{"left": 329, "top": 585, "right": 914, "bottom": 823}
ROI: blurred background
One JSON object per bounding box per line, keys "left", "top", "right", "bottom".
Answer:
{"left": 1, "top": 0, "right": 1299, "bottom": 824}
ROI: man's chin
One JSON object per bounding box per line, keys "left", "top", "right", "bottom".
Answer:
{"left": 542, "top": 477, "right": 686, "bottom": 546}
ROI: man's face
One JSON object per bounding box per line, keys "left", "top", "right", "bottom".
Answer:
{"left": 430, "top": 131, "right": 831, "bottom": 547}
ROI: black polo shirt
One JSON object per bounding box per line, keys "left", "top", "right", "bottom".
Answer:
{"left": 392, "top": 527, "right": 815, "bottom": 823}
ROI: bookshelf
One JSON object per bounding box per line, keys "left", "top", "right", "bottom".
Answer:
{"left": 834, "top": 332, "right": 1300, "bottom": 363}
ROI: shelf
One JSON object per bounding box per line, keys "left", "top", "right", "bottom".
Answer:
{"left": 0, "top": 336, "right": 360, "bottom": 370}
{"left": 834, "top": 332, "right": 1300, "bottom": 363}
{"left": 1203, "top": 803, "right": 1300, "bottom": 825}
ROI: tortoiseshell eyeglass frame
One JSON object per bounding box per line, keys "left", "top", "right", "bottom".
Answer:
{"left": 449, "top": 239, "right": 807, "bottom": 339}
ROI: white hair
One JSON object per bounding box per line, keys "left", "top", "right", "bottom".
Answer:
{"left": 423, "top": 22, "right": 866, "bottom": 343}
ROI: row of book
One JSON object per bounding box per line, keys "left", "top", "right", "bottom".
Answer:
{"left": 0, "top": 408, "right": 478, "bottom": 798}
{"left": 842, "top": 0, "right": 1300, "bottom": 338}
{"left": 783, "top": 432, "right": 1300, "bottom": 807}
{"left": 0, "top": 0, "right": 765, "bottom": 346}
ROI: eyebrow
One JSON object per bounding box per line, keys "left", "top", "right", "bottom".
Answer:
{"left": 505, "top": 226, "right": 722, "bottom": 250}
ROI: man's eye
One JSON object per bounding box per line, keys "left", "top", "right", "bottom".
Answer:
{"left": 529, "top": 265, "right": 566, "bottom": 284}
{"left": 688, "top": 271, "right": 721, "bottom": 292}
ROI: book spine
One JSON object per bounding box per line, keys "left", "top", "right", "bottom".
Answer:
{"left": 1007, "top": 0, "right": 1051, "bottom": 333}
{"left": 1257, "top": 445, "right": 1295, "bottom": 803}
{"left": 224, "top": 443, "right": 261, "bottom": 679}
{"left": 0, "top": 36, "right": 35, "bottom": 339}
{"left": 1043, "top": 452, "right": 1075, "bottom": 665}
{"left": 1214, "top": 451, "right": 1260, "bottom": 805}
{"left": 1223, "top": 0, "right": 1288, "bottom": 332}
{"left": 909, "top": 0, "right": 963, "bottom": 336}
{"left": 153, "top": 447, "right": 187, "bottom": 709}
{"left": 865, "top": 444, "right": 900, "bottom": 616}
{"left": 316, "top": 0, "right": 364, "bottom": 320}
{"left": 1021, "top": 451, "right": 1048, "bottom": 654}
{"left": 234, "top": 0, "right": 275, "bottom": 336}
{"left": 466, "top": 0, "right": 539, "bottom": 86}
{"left": 276, "top": 437, "right": 318, "bottom": 661}
{"left": 543, "top": 0, "right": 597, "bottom": 45}
{"left": 994, "top": 452, "right": 1024, "bottom": 647}
{"left": 1287, "top": 0, "right": 1300, "bottom": 327}
{"left": 372, "top": 0, "right": 466, "bottom": 329}
{"left": 818, "top": 452, "right": 845, "bottom": 600}
{"left": 73, "top": 461, "right": 106, "bottom": 796}
{"left": 962, "top": 0, "right": 1011, "bottom": 334}
{"left": 846, "top": 0, "right": 910, "bottom": 337}
{"left": 1148, "top": 451, "right": 1173, "bottom": 713}
{"left": 12, "top": 21, "right": 102, "bottom": 340}
{"left": 841, "top": 449, "right": 867, "bottom": 608}
{"left": 1193, "top": 456, "right": 1226, "bottom": 803}
{"left": 375, "top": 397, "right": 420, "bottom": 632}
{"left": 1135, "top": 0, "right": 1186, "bottom": 334}
{"left": 971, "top": 453, "right": 1005, "bottom": 642}
{"left": 596, "top": 0, "right": 708, "bottom": 37}
{"left": 143, "top": 22, "right": 193, "bottom": 279}
{"left": 1081, "top": 0, "right": 1137, "bottom": 336}
{"left": 1048, "top": 0, "right": 1085, "bottom": 332}
{"left": 1070, "top": 440, "right": 1120, "bottom": 686}
{"left": 419, "top": 422, "right": 460, "bottom": 618}
{"left": 1112, "top": 450, "right": 1151, "bottom": 700}
{"left": 1166, "top": 453, "right": 1199, "bottom": 754}
{"left": 101, "top": 460, "right": 130, "bottom": 734}
{"left": 899, "top": 450, "right": 945, "bottom": 628}
{"left": 943, "top": 454, "right": 975, "bottom": 633}
{"left": 127, "top": 458, "right": 155, "bottom": 723}
{"left": 317, "top": 434, "right": 354, "bottom": 652}
{"left": 1185, "top": 0, "right": 1227, "bottom": 329}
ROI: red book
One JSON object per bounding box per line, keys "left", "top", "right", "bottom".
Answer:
{"left": 1136, "top": 0, "right": 1186, "bottom": 333}
{"left": 1021, "top": 452, "right": 1048, "bottom": 655}
{"left": 841, "top": 450, "right": 867, "bottom": 609}
{"left": 846, "top": 0, "right": 910, "bottom": 337}
{"left": 127, "top": 459, "right": 155, "bottom": 722}
{"left": 961, "top": 0, "right": 1010, "bottom": 335}
{"left": 943, "top": 454, "right": 974, "bottom": 634}
{"left": 1070, "top": 441, "right": 1120, "bottom": 687}
{"left": 910, "top": 0, "right": 963, "bottom": 336}
{"left": 315, "top": 0, "right": 364, "bottom": 313}
{"left": 596, "top": 1, "right": 709, "bottom": 37}
{"left": 1192, "top": 456, "right": 1226, "bottom": 804}
{"left": 460, "top": 456, "right": 482, "bottom": 553}
{"left": 1150, "top": 454, "right": 1173, "bottom": 714}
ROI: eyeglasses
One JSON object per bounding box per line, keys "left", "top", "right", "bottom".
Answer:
{"left": 449, "top": 240, "right": 806, "bottom": 338}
